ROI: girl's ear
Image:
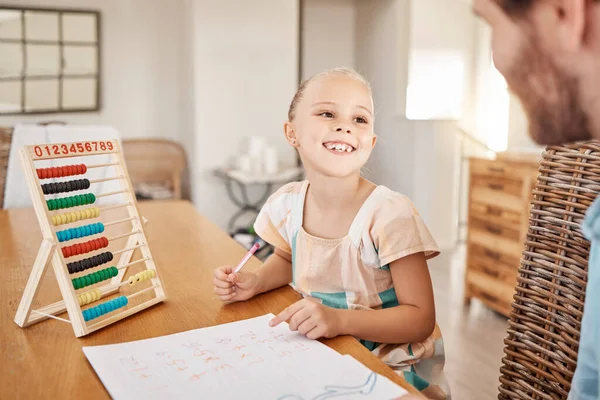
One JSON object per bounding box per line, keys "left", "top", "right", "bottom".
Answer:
{"left": 284, "top": 121, "right": 299, "bottom": 147}
{"left": 371, "top": 133, "right": 377, "bottom": 149}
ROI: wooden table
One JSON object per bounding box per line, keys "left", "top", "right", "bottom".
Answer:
{"left": 0, "top": 200, "right": 420, "bottom": 398}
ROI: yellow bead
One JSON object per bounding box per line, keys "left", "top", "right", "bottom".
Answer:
{"left": 94, "top": 208, "right": 100, "bottom": 217}
{"left": 128, "top": 276, "right": 136, "bottom": 286}
{"left": 52, "top": 216, "right": 58, "bottom": 226}
{"left": 150, "top": 270, "right": 156, "bottom": 278}
{"left": 86, "top": 209, "right": 93, "bottom": 219}
{"left": 85, "top": 292, "right": 93, "bottom": 305}
{"left": 61, "top": 214, "right": 68, "bottom": 224}
{"left": 94, "top": 289, "right": 101, "bottom": 301}
{"left": 78, "top": 295, "right": 84, "bottom": 306}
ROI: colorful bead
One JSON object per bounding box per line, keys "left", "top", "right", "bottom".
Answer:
{"left": 82, "top": 296, "right": 128, "bottom": 322}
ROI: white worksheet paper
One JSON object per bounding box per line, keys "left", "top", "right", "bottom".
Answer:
{"left": 83, "top": 314, "right": 408, "bottom": 399}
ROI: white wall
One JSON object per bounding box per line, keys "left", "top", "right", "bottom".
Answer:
{"left": 355, "top": 0, "right": 414, "bottom": 197}
{"left": 301, "top": 0, "right": 356, "bottom": 80}
{"left": 408, "top": 0, "right": 478, "bottom": 250}
{"left": 0, "top": 0, "right": 186, "bottom": 142}
{"left": 188, "top": 0, "right": 299, "bottom": 230}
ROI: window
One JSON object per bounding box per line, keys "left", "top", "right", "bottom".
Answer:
{"left": 0, "top": 6, "right": 100, "bottom": 115}
{"left": 405, "top": 50, "right": 466, "bottom": 120}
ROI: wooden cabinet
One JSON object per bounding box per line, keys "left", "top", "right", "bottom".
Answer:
{"left": 464, "top": 154, "right": 540, "bottom": 317}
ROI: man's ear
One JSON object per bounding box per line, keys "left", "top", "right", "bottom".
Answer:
{"left": 283, "top": 122, "right": 299, "bottom": 147}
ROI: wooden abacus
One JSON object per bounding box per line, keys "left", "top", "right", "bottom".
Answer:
{"left": 14, "top": 139, "right": 166, "bottom": 337}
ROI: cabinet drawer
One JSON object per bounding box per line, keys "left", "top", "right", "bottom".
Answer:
{"left": 467, "top": 252, "right": 518, "bottom": 287}
{"left": 467, "top": 243, "right": 520, "bottom": 272}
{"left": 471, "top": 175, "right": 523, "bottom": 197}
{"left": 469, "top": 202, "right": 521, "bottom": 231}
{"left": 470, "top": 184, "right": 525, "bottom": 215}
{"left": 468, "top": 218, "right": 524, "bottom": 256}
{"left": 470, "top": 158, "right": 527, "bottom": 181}
{"left": 466, "top": 280, "right": 513, "bottom": 317}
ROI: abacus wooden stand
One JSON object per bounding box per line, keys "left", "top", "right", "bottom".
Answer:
{"left": 14, "top": 139, "right": 166, "bottom": 337}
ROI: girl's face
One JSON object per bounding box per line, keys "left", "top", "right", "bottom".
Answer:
{"left": 286, "top": 74, "right": 376, "bottom": 179}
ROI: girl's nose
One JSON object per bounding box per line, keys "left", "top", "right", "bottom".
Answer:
{"left": 336, "top": 127, "right": 351, "bottom": 134}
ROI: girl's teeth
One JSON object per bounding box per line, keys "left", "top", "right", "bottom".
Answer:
{"left": 324, "top": 143, "right": 353, "bottom": 152}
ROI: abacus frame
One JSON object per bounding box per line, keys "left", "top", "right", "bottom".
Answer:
{"left": 14, "top": 139, "right": 166, "bottom": 337}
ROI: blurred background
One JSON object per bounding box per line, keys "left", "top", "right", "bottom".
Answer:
{"left": 0, "top": 1, "right": 543, "bottom": 398}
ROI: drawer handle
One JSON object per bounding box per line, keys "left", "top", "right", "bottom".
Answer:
{"left": 485, "top": 225, "right": 503, "bottom": 235}
{"left": 484, "top": 249, "right": 501, "bottom": 260}
{"left": 488, "top": 167, "right": 505, "bottom": 173}
{"left": 487, "top": 206, "right": 502, "bottom": 216}
{"left": 483, "top": 267, "right": 500, "bottom": 278}
{"left": 488, "top": 183, "right": 504, "bottom": 191}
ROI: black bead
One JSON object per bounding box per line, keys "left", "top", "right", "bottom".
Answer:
{"left": 107, "top": 252, "right": 113, "bottom": 262}
{"left": 84, "top": 179, "right": 90, "bottom": 189}
{"left": 65, "top": 181, "right": 72, "bottom": 192}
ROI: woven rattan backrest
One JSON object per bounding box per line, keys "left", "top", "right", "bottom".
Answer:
{"left": 498, "top": 142, "right": 598, "bottom": 399}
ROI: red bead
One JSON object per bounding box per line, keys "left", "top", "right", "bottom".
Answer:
{"left": 51, "top": 167, "right": 59, "bottom": 178}
{"left": 62, "top": 248, "right": 67, "bottom": 257}
{"left": 81, "top": 164, "right": 87, "bottom": 174}
{"left": 64, "top": 247, "right": 71, "bottom": 258}
{"left": 86, "top": 243, "right": 93, "bottom": 253}
{"left": 102, "top": 237, "right": 108, "bottom": 247}
{"left": 63, "top": 166, "right": 69, "bottom": 177}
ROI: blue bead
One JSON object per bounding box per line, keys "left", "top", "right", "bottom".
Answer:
{"left": 83, "top": 311, "right": 89, "bottom": 321}
{"left": 98, "top": 223, "right": 105, "bottom": 233}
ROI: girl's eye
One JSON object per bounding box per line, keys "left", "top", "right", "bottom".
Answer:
{"left": 319, "top": 111, "right": 334, "bottom": 118}
{"left": 355, "top": 117, "right": 368, "bottom": 124}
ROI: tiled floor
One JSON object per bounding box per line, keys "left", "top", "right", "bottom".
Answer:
{"left": 428, "top": 246, "right": 509, "bottom": 400}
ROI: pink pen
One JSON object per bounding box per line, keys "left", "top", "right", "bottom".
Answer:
{"left": 233, "top": 242, "right": 261, "bottom": 273}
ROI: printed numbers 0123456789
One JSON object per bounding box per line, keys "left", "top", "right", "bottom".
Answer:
{"left": 33, "top": 141, "right": 114, "bottom": 158}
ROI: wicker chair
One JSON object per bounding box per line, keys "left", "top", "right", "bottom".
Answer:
{"left": 498, "top": 142, "right": 599, "bottom": 399}
{"left": 121, "top": 138, "right": 188, "bottom": 200}
{"left": 0, "top": 127, "right": 13, "bottom": 209}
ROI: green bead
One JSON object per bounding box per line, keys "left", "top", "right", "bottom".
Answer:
{"left": 47, "top": 200, "right": 53, "bottom": 210}
{"left": 98, "top": 270, "right": 106, "bottom": 281}
{"left": 111, "top": 266, "right": 118, "bottom": 277}
{"left": 84, "top": 275, "right": 92, "bottom": 287}
{"left": 72, "top": 279, "right": 78, "bottom": 289}
{"left": 89, "top": 193, "right": 96, "bottom": 204}
{"left": 61, "top": 198, "right": 67, "bottom": 209}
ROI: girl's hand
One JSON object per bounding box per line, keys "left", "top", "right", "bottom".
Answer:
{"left": 213, "top": 266, "right": 259, "bottom": 302}
{"left": 269, "top": 298, "right": 344, "bottom": 340}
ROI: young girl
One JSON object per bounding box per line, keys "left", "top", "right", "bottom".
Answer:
{"left": 213, "top": 68, "right": 450, "bottom": 399}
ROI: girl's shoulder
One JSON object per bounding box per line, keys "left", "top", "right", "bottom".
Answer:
{"left": 363, "top": 185, "right": 422, "bottom": 221}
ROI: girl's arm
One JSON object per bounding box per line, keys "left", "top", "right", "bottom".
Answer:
{"left": 339, "top": 252, "right": 436, "bottom": 344}
{"left": 269, "top": 252, "right": 436, "bottom": 344}
{"left": 253, "top": 247, "right": 294, "bottom": 295}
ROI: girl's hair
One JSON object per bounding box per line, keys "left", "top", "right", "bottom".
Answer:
{"left": 287, "top": 67, "right": 372, "bottom": 121}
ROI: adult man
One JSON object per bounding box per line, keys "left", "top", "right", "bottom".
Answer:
{"left": 474, "top": 1, "right": 599, "bottom": 398}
